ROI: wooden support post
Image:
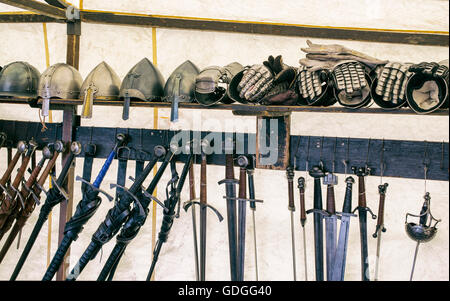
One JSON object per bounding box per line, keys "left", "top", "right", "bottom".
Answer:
{"left": 56, "top": 19, "right": 80, "bottom": 281}
{"left": 256, "top": 113, "right": 291, "bottom": 170}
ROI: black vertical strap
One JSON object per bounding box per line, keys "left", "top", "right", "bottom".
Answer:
{"left": 6, "top": 145, "right": 12, "bottom": 185}
{"left": 116, "top": 146, "right": 131, "bottom": 201}
{"left": 82, "top": 144, "right": 97, "bottom": 193}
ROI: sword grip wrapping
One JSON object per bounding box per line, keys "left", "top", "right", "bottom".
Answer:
{"left": 286, "top": 167, "right": 295, "bottom": 211}
{"left": 200, "top": 154, "right": 207, "bottom": 205}
{"left": 419, "top": 200, "right": 429, "bottom": 226}
{"left": 225, "top": 154, "right": 235, "bottom": 179}
{"left": 93, "top": 150, "right": 116, "bottom": 188}
{"left": 357, "top": 175, "right": 367, "bottom": 208}
{"left": 299, "top": 187, "right": 306, "bottom": 226}
{"left": 0, "top": 151, "right": 22, "bottom": 188}
{"left": 239, "top": 167, "right": 246, "bottom": 200}
{"left": 326, "top": 185, "right": 336, "bottom": 215}
{"left": 376, "top": 187, "right": 387, "bottom": 227}
{"left": 247, "top": 170, "right": 256, "bottom": 210}
{"left": 343, "top": 177, "right": 354, "bottom": 213}
{"left": 313, "top": 177, "right": 323, "bottom": 210}
{"left": 42, "top": 235, "right": 73, "bottom": 280}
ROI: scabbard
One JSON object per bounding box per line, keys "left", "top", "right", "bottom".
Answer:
{"left": 358, "top": 209, "right": 370, "bottom": 281}
{"left": 66, "top": 241, "right": 101, "bottom": 281}
{"left": 312, "top": 177, "right": 324, "bottom": 281}
{"left": 97, "top": 242, "right": 126, "bottom": 281}
{"left": 237, "top": 167, "right": 247, "bottom": 281}
{"left": 223, "top": 154, "right": 238, "bottom": 281}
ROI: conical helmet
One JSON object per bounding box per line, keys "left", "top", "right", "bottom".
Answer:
{"left": 164, "top": 60, "right": 200, "bottom": 122}
{"left": 195, "top": 62, "right": 243, "bottom": 106}
{"left": 0, "top": 61, "right": 40, "bottom": 98}
{"left": 119, "top": 58, "right": 165, "bottom": 120}
{"left": 38, "top": 63, "right": 83, "bottom": 117}
{"left": 79, "top": 62, "right": 121, "bottom": 118}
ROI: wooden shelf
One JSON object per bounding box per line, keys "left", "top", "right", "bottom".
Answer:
{"left": 0, "top": 97, "right": 448, "bottom": 116}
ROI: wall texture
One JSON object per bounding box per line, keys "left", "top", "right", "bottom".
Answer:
{"left": 0, "top": 0, "right": 448, "bottom": 281}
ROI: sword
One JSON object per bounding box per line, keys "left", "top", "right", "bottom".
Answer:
{"left": 297, "top": 177, "right": 308, "bottom": 281}
{"left": 373, "top": 183, "right": 388, "bottom": 281}
{"left": 245, "top": 155, "right": 259, "bottom": 281}
{"left": 306, "top": 165, "right": 325, "bottom": 281}
{"left": 330, "top": 176, "right": 356, "bottom": 281}
{"left": 323, "top": 172, "right": 338, "bottom": 281}
{"left": 236, "top": 155, "right": 248, "bottom": 281}
{"left": 218, "top": 148, "right": 239, "bottom": 281}
{"left": 188, "top": 159, "right": 200, "bottom": 281}
{"left": 286, "top": 166, "right": 297, "bottom": 281}
{"left": 352, "top": 166, "right": 377, "bottom": 281}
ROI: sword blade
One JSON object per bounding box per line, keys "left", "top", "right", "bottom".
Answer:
{"left": 191, "top": 204, "right": 200, "bottom": 281}
{"left": 290, "top": 211, "right": 297, "bottom": 281}
{"left": 225, "top": 184, "right": 238, "bottom": 281}
{"left": 251, "top": 209, "right": 258, "bottom": 281}
{"left": 302, "top": 226, "right": 308, "bottom": 281}
{"left": 313, "top": 210, "right": 324, "bottom": 281}
{"left": 358, "top": 209, "right": 370, "bottom": 281}
{"left": 237, "top": 199, "right": 247, "bottom": 281}
{"left": 374, "top": 230, "right": 382, "bottom": 281}
{"left": 199, "top": 205, "right": 207, "bottom": 281}
{"left": 330, "top": 215, "right": 351, "bottom": 281}
{"left": 325, "top": 216, "right": 337, "bottom": 281}
{"left": 410, "top": 241, "right": 420, "bottom": 281}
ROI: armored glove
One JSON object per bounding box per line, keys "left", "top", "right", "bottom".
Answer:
{"left": 407, "top": 60, "right": 449, "bottom": 111}
{"left": 237, "top": 55, "right": 296, "bottom": 103}
{"left": 300, "top": 40, "right": 388, "bottom": 70}
{"left": 295, "top": 65, "right": 327, "bottom": 103}
{"left": 374, "top": 62, "right": 413, "bottom": 104}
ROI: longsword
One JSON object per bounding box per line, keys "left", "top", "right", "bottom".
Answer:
{"left": 286, "top": 166, "right": 296, "bottom": 281}
{"left": 323, "top": 172, "right": 338, "bottom": 281}
{"left": 306, "top": 166, "right": 325, "bottom": 281}
{"left": 330, "top": 176, "right": 356, "bottom": 281}
{"left": 297, "top": 177, "right": 307, "bottom": 281}
{"left": 373, "top": 183, "right": 388, "bottom": 281}
{"left": 352, "top": 166, "right": 376, "bottom": 281}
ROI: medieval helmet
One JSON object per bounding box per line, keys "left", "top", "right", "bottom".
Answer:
{"left": 164, "top": 60, "right": 200, "bottom": 122}
{"left": 79, "top": 61, "right": 121, "bottom": 118}
{"left": 0, "top": 61, "right": 40, "bottom": 98}
{"left": 38, "top": 63, "right": 83, "bottom": 117}
{"left": 195, "top": 62, "right": 243, "bottom": 106}
{"left": 119, "top": 58, "right": 165, "bottom": 120}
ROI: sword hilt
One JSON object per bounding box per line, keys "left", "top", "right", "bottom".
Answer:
{"left": 9, "top": 185, "right": 25, "bottom": 209}
{"left": 110, "top": 183, "right": 146, "bottom": 217}
{"left": 297, "top": 177, "right": 307, "bottom": 227}
{"left": 75, "top": 176, "right": 113, "bottom": 202}
{"left": 373, "top": 183, "right": 389, "bottom": 238}
{"left": 352, "top": 206, "right": 377, "bottom": 219}
{"left": 306, "top": 208, "right": 331, "bottom": 217}
{"left": 128, "top": 175, "right": 168, "bottom": 212}
{"left": 50, "top": 176, "right": 69, "bottom": 203}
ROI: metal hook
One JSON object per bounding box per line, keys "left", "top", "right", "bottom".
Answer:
{"left": 380, "top": 138, "right": 385, "bottom": 184}
{"left": 365, "top": 138, "right": 372, "bottom": 169}
{"left": 319, "top": 136, "right": 324, "bottom": 170}
{"left": 332, "top": 137, "right": 337, "bottom": 174}
{"left": 343, "top": 137, "right": 350, "bottom": 177}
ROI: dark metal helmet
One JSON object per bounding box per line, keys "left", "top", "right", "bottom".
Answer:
{"left": 80, "top": 62, "right": 121, "bottom": 118}
{"left": 195, "top": 62, "right": 243, "bottom": 106}
{"left": 119, "top": 58, "right": 164, "bottom": 102}
{"left": 0, "top": 61, "right": 40, "bottom": 98}
{"left": 164, "top": 60, "right": 200, "bottom": 103}
{"left": 119, "top": 58, "right": 165, "bottom": 120}
{"left": 38, "top": 63, "right": 83, "bottom": 117}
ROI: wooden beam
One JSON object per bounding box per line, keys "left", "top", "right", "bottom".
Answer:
{"left": 0, "top": 12, "right": 62, "bottom": 23}
{"left": 79, "top": 11, "right": 449, "bottom": 47}
{"left": 0, "top": 0, "right": 66, "bottom": 19}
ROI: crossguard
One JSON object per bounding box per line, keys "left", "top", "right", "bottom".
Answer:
{"left": 222, "top": 196, "right": 264, "bottom": 204}
{"left": 75, "top": 176, "right": 113, "bottom": 202}
{"left": 51, "top": 177, "right": 70, "bottom": 202}
{"left": 218, "top": 178, "right": 239, "bottom": 186}
{"left": 9, "top": 185, "right": 25, "bottom": 209}
{"left": 306, "top": 208, "right": 331, "bottom": 217}
{"left": 372, "top": 225, "right": 387, "bottom": 238}
{"left": 29, "top": 189, "right": 41, "bottom": 206}
{"left": 128, "top": 176, "right": 168, "bottom": 212}
{"left": 0, "top": 183, "right": 13, "bottom": 200}
{"left": 336, "top": 211, "right": 357, "bottom": 219}
{"left": 110, "top": 183, "right": 146, "bottom": 217}
{"left": 405, "top": 211, "right": 441, "bottom": 229}
{"left": 352, "top": 206, "right": 377, "bottom": 219}
{"left": 183, "top": 199, "right": 224, "bottom": 222}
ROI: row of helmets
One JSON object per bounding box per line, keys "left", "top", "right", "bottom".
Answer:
{"left": 0, "top": 59, "right": 238, "bottom": 121}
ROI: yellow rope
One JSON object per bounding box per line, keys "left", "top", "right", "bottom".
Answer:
{"left": 150, "top": 26, "right": 158, "bottom": 281}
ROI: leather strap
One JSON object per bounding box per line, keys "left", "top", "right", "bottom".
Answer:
{"left": 116, "top": 147, "right": 131, "bottom": 201}
{"left": 82, "top": 144, "right": 96, "bottom": 193}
